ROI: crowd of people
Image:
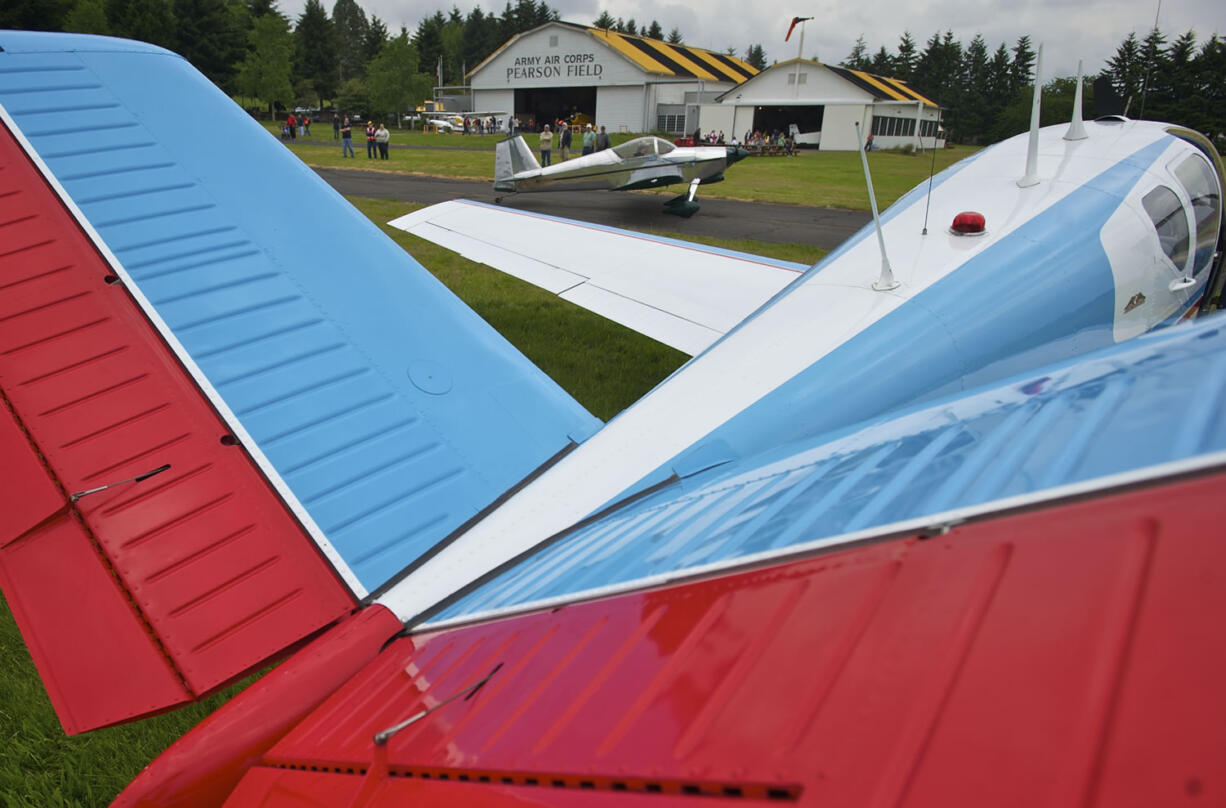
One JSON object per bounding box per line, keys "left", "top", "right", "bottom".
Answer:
{"left": 537, "top": 121, "right": 611, "bottom": 166}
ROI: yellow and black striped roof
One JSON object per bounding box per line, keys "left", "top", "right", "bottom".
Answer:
{"left": 585, "top": 27, "right": 758, "bottom": 83}
{"left": 467, "top": 22, "right": 758, "bottom": 84}
{"left": 825, "top": 64, "right": 938, "bottom": 107}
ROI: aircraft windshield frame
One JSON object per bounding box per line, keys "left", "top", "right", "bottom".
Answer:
{"left": 612, "top": 137, "right": 674, "bottom": 159}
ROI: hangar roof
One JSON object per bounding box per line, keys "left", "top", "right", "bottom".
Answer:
{"left": 468, "top": 21, "right": 759, "bottom": 84}
{"left": 717, "top": 58, "right": 939, "bottom": 108}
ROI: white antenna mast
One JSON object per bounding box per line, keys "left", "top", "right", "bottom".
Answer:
{"left": 1064, "top": 59, "right": 1088, "bottom": 141}
{"left": 1017, "top": 43, "right": 1044, "bottom": 188}
{"left": 855, "top": 120, "right": 898, "bottom": 291}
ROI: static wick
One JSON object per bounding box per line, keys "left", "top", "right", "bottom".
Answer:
{"left": 373, "top": 663, "right": 503, "bottom": 746}
{"left": 855, "top": 121, "right": 899, "bottom": 291}
{"left": 69, "top": 463, "right": 171, "bottom": 502}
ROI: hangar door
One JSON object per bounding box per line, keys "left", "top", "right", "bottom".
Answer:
{"left": 515, "top": 87, "right": 596, "bottom": 129}
{"left": 753, "top": 105, "right": 824, "bottom": 137}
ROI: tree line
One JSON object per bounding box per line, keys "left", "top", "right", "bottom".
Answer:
{"left": 842, "top": 28, "right": 1225, "bottom": 145}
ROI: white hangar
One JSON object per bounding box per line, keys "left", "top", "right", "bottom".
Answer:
{"left": 466, "top": 21, "right": 759, "bottom": 135}
{"left": 702, "top": 58, "right": 944, "bottom": 151}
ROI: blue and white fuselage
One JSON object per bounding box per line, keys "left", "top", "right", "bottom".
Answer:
{"left": 379, "top": 119, "right": 1224, "bottom": 620}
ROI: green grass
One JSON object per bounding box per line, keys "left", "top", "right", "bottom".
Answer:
{"left": 0, "top": 195, "right": 822, "bottom": 805}
{"left": 269, "top": 120, "right": 979, "bottom": 211}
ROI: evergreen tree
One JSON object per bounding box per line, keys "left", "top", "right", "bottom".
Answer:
{"left": 667, "top": 27, "right": 682, "bottom": 44}
{"left": 440, "top": 19, "right": 463, "bottom": 84}
{"left": 1008, "top": 35, "right": 1035, "bottom": 95}
{"left": 646, "top": 20, "right": 662, "bottom": 40}
{"left": 843, "top": 36, "right": 869, "bottom": 70}
{"left": 1135, "top": 26, "right": 1168, "bottom": 118}
{"left": 614, "top": 18, "right": 625, "bottom": 33}
{"left": 246, "top": 0, "right": 275, "bottom": 18}
{"left": 106, "top": 0, "right": 177, "bottom": 48}
{"left": 956, "top": 34, "right": 990, "bottom": 141}
{"left": 364, "top": 15, "right": 388, "bottom": 63}
{"left": 745, "top": 43, "right": 767, "bottom": 70}
{"left": 366, "top": 31, "right": 432, "bottom": 124}
{"left": 625, "top": 18, "right": 637, "bottom": 35}
{"left": 294, "top": 0, "right": 337, "bottom": 102}
{"left": 174, "top": 0, "right": 245, "bottom": 90}
{"left": 986, "top": 42, "right": 1011, "bottom": 106}
{"left": 64, "top": 0, "right": 111, "bottom": 34}
{"left": 332, "top": 0, "right": 368, "bottom": 81}
{"left": 237, "top": 9, "right": 293, "bottom": 113}
{"left": 413, "top": 10, "right": 445, "bottom": 85}
{"left": 894, "top": 31, "right": 917, "bottom": 80}
{"left": 0, "top": 0, "right": 73, "bottom": 31}
{"left": 592, "top": 10, "right": 614, "bottom": 29}
{"left": 869, "top": 46, "right": 892, "bottom": 75}
{"left": 1105, "top": 32, "right": 1143, "bottom": 110}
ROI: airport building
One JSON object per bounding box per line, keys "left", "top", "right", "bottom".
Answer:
{"left": 466, "top": 21, "right": 759, "bottom": 134}
{"left": 702, "top": 58, "right": 944, "bottom": 151}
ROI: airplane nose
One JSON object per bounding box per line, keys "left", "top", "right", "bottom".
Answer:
{"left": 727, "top": 146, "right": 749, "bottom": 164}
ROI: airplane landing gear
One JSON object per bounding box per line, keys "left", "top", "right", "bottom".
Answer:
{"left": 663, "top": 178, "right": 702, "bottom": 218}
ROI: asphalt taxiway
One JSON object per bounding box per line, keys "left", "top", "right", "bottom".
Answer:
{"left": 313, "top": 167, "right": 870, "bottom": 251}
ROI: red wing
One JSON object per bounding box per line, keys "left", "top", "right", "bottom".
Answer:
{"left": 0, "top": 120, "right": 355, "bottom": 734}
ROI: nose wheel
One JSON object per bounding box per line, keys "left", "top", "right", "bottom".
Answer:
{"left": 663, "top": 178, "right": 702, "bottom": 218}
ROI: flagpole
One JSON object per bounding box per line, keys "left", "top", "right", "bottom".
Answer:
{"left": 793, "top": 22, "right": 804, "bottom": 97}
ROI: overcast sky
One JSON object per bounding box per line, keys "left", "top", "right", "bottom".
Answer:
{"left": 280, "top": 0, "right": 1223, "bottom": 80}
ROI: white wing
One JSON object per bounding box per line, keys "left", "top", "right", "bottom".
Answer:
{"left": 389, "top": 200, "right": 807, "bottom": 355}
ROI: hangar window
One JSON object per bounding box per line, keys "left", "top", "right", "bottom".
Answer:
{"left": 549, "top": 35, "right": 558, "bottom": 46}
{"left": 871, "top": 116, "right": 915, "bottom": 137}
{"left": 786, "top": 72, "right": 808, "bottom": 85}
{"left": 657, "top": 114, "right": 686, "bottom": 133}
{"left": 1141, "top": 185, "right": 1190, "bottom": 272}
{"left": 1171, "top": 154, "right": 1221, "bottom": 277}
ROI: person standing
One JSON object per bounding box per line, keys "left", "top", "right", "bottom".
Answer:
{"left": 365, "top": 122, "right": 377, "bottom": 158}
{"left": 582, "top": 124, "right": 595, "bottom": 155}
{"left": 539, "top": 124, "right": 553, "bottom": 166}
{"left": 303, "top": 115, "right": 311, "bottom": 136}
{"left": 333, "top": 113, "right": 340, "bottom": 139}
{"left": 340, "top": 116, "right": 354, "bottom": 157}
{"left": 596, "top": 125, "right": 610, "bottom": 151}
{"left": 375, "top": 123, "right": 390, "bottom": 159}
{"left": 559, "top": 123, "right": 572, "bottom": 161}
{"left": 286, "top": 112, "right": 296, "bottom": 139}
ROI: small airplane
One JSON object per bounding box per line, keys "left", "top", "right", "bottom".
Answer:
{"left": 0, "top": 32, "right": 1224, "bottom": 807}
{"left": 421, "top": 111, "right": 506, "bottom": 133}
{"left": 493, "top": 133, "right": 750, "bottom": 216}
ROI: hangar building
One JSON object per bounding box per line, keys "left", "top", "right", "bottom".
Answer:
{"left": 467, "top": 21, "right": 759, "bottom": 134}
{"left": 703, "top": 58, "right": 944, "bottom": 151}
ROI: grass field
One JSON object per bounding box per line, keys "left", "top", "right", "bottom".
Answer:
{"left": 262, "top": 122, "right": 979, "bottom": 211}
{"left": 0, "top": 196, "right": 825, "bottom": 806}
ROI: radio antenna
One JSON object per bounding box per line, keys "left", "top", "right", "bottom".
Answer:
{"left": 1064, "top": 60, "right": 1088, "bottom": 140}
{"left": 1138, "top": 0, "right": 1162, "bottom": 119}
{"left": 1017, "top": 44, "right": 1044, "bottom": 188}
{"left": 921, "top": 110, "right": 942, "bottom": 235}
{"left": 855, "top": 120, "right": 899, "bottom": 291}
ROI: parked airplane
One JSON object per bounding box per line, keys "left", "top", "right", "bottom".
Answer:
{"left": 0, "top": 31, "right": 1223, "bottom": 807}
{"left": 493, "top": 133, "right": 750, "bottom": 216}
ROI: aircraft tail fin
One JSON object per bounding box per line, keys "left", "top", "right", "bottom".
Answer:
{"left": 495, "top": 135, "right": 539, "bottom": 190}
{"left": 0, "top": 31, "right": 600, "bottom": 735}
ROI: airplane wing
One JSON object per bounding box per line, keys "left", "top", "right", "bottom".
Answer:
{"left": 389, "top": 200, "right": 808, "bottom": 355}
{"left": 205, "top": 311, "right": 1226, "bottom": 807}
